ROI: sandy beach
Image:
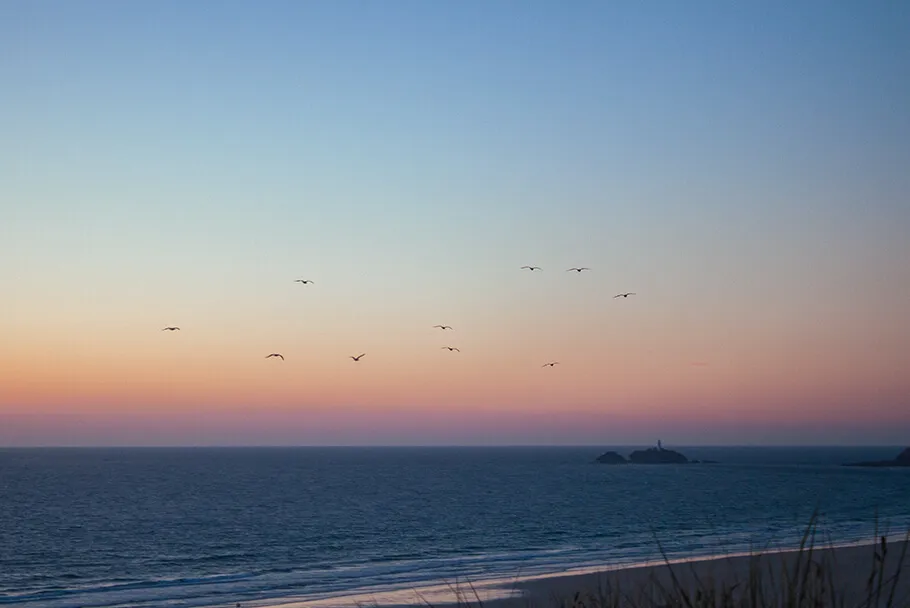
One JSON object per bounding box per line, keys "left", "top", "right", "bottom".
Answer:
{"left": 270, "top": 539, "right": 910, "bottom": 608}
{"left": 498, "top": 540, "right": 910, "bottom": 607}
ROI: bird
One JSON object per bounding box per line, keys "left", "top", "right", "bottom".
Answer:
{"left": 265, "top": 353, "right": 284, "bottom": 360}
{"left": 433, "top": 325, "right": 453, "bottom": 330}
{"left": 441, "top": 346, "right": 460, "bottom": 352}
{"left": 614, "top": 292, "right": 636, "bottom": 298}
{"left": 521, "top": 266, "right": 542, "bottom": 271}
{"left": 566, "top": 267, "right": 590, "bottom": 273}
{"left": 542, "top": 362, "right": 559, "bottom": 367}
{"left": 161, "top": 327, "right": 180, "bottom": 331}
{"left": 350, "top": 353, "right": 366, "bottom": 362}
{"left": 294, "top": 279, "right": 314, "bottom": 284}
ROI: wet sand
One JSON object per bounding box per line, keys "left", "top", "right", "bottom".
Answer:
{"left": 268, "top": 540, "right": 910, "bottom": 608}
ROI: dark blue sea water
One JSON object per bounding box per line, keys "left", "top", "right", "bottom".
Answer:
{"left": 1, "top": 447, "right": 908, "bottom": 608}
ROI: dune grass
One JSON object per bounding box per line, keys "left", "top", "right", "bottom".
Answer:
{"left": 408, "top": 513, "right": 909, "bottom": 608}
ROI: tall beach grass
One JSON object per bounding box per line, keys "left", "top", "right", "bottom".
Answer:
{"left": 407, "top": 513, "right": 909, "bottom": 608}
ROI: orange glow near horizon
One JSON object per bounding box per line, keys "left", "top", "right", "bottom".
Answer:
{"left": 4, "top": 311, "right": 908, "bottom": 445}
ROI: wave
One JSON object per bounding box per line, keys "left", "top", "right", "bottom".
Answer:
{"left": 5, "top": 523, "right": 906, "bottom": 608}
{"left": 0, "top": 545, "right": 659, "bottom": 607}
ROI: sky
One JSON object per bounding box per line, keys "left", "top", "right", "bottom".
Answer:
{"left": 2, "top": 0, "right": 909, "bottom": 446}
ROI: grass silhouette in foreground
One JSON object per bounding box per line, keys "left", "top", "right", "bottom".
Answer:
{"left": 380, "top": 512, "right": 910, "bottom": 608}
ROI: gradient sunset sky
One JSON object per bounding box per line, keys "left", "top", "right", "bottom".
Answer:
{"left": 3, "top": 0, "right": 909, "bottom": 446}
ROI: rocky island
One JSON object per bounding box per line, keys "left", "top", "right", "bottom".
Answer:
{"left": 843, "top": 447, "right": 910, "bottom": 467}
{"left": 594, "top": 451, "right": 628, "bottom": 464}
{"left": 595, "top": 441, "right": 706, "bottom": 465}
{"left": 629, "top": 446, "right": 689, "bottom": 464}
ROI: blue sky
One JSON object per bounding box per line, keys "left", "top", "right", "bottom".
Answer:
{"left": 2, "top": 0, "right": 909, "bottom": 445}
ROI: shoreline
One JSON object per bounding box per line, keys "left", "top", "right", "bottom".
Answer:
{"left": 261, "top": 535, "right": 910, "bottom": 608}
{"left": 497, "top": 539, "right": 910, "bottom": 608}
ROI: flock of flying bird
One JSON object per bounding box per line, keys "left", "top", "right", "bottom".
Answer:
{"left": 160, "top": 266, "right": 636, "bottom": 367}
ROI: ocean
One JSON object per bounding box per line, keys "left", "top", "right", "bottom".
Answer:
{"left": 1, "top": 446, "right": 908, "bottom": 608}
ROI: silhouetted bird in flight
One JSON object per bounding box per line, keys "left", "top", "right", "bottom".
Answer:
{"left": 161, "top": 327, "right": 180, "bottom": 331}
{"left": 521, "top": 266, "right": 541, "bottom": 271}
{"left": 433, "top": 325, "right": 453, "bottom": 330}
{"left": 566, "top": 267, "right": 590, "bottom": 273}
{"left": 265, "top": 353, "right": 284, "bottom": 360}
{"left": 350, "top": 353, "right": 366, "bottom": 362}
{"left": 614, "top": 292, "right": 636, "bottom": 298}
{"left": 542, "top": 361, "right": 559, "bottom": 367}
{"left": 441, "top": 346, "right": 460, "bottom": 352}
{"left": 294, "top": 279, "right": 314, "bottom": 284}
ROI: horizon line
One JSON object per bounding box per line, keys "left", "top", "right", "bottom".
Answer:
{"left": 1, "top": 443, "right": 905, "bottom": 450}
